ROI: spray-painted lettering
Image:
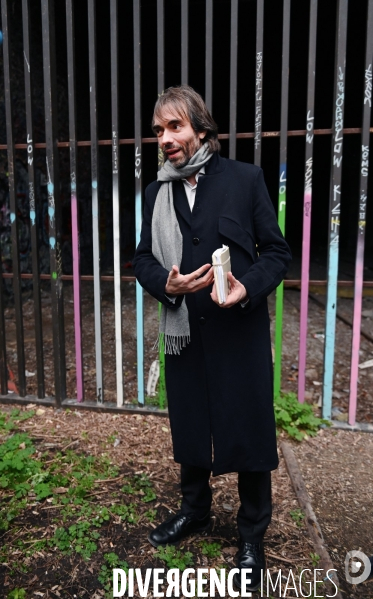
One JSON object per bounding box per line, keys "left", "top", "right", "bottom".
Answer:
{"left": 112, "top": 131, "right": 118, "bottom": 175}
{"left": 364, "top": 64, "right": 372, "bottom": 107}
{"left": 255, "top": 52, "right": 263, "bottom": 150}
{"left": 361, "top": 145, "right": 369, "bottom": 177}
{"left": 306, "top": 111, "right": 314, "bottom": 144}
{"left": 333, "top": 68, "right": 344, "bottom": 168}
{"left": 304, "top": 156, "right": 312, "bottom": 192}
{"left": 359, "top": 193, "right": 367, "bottom": 231}
{"left": 27, "top": 133, "right": 33, "bottom": 166}
{"left": 135, "top": 146, "right": 141, "bottom": 179}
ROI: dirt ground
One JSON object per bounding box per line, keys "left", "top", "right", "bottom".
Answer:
{"left": 1, "top": 284, "right": 373, "bottom": 597}
{"left": 292, "top": 429, "right": 373, "bottom": 599}
{"left": 0, "top": 405, "right": 319, "bottom": 598}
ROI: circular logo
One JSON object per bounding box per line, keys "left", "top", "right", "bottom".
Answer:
{"left": 345, "top": 551, "right": 371, "bottom": 585}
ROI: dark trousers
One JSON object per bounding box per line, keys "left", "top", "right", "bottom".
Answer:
{"left": 180, "top": 464, "right": 272, "bottom": 543}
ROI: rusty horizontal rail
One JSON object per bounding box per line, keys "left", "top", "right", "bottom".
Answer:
{"left": 0, "top": 127, "right": 372, "bottom": 151}
{"left": 2, "top": 273, "right": 373, "bottom": 286}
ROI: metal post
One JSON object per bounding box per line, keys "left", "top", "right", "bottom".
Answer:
{"left": 157, "top": 0, "right": 164, "bottom": 95}
{"left": 348, "top": 0, "right": 373, "bottom": 425}
{"left": 322, "top": 0, "right": 348, "bottom": 420}
{"left": 22, "top": 0, "right": 45, "bottom": 399}
{"left": 66, "top": 0, "right": 84, "bottom": 402}
{"left": 88, "top": 0, "right": 104, "bottom": 403}
{"left": 205, "top": 0, "right": 213, "bottom": 113}
{"left": 229, "top": 0, "right": 238, "bottom": 160}
{"left": 41, "top": 0, "right": 67, "bottom": 405}
{"left": 181, "top": 0, "right": 188, "bottom": 85}
{"left": 298, "top": 0, "right": 318, "bottom": 403}
{"left": 0, "top": 254, "right": 7, "bottom": 395}
{"left": 2, "top": 0, "right": 27, "bottom": 397}
{"left": 254, "top": 0, "right": 264, "bottom": 167}
{"left": 274, "top": 0, "right": 291, "bottom": 399}
{"left": 134, "top": 0, "right": 145, "bottom": 406}
{"left": 157, "top": 0, "right": 166, "bottom": 408}
{"left": 111, "top": 0, "right": 124, "bottom": 407}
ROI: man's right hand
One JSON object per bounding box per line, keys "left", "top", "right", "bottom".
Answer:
{"left": 165, "top": 264, "right": 214, "bottom": 295}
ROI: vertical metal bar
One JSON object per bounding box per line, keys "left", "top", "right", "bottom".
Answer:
{"left": 273, "top": 0, "right": 291, "bottom": 399}
{"left": 181, "top": 0, "right": 188, "bottom": 85}
{"left": 298, "top": 0, "right": 318, "bottom": 404}
{"left": 322, "top": 0, "right": 348, "bottom": 420}
{"left": 254, "top": 0, "right": 264, "bottom": 167}
{"left": 41, "top": 0, "right": 66, "bottom": 405}
{"left": 229, "top": 0, "right": 238, "bottom": 160}
{"left": 0, "top": 255, "right": 7, "bottom": 395}
{"left": 111, "top": 0, "right": 124, "bottom": 407}
{"left": 88, "top": 0, "right": 104, "bottom": 403}
{"left": 2, "top": 0, "right": 27, "bottom": 397}
{"left": 348, "top": 0, "right": 373, "bottom": 425}
{"left": 205, "top": 0, "right": 213, "bottom": 112}
{"left": 22, "top": 0, "right": 45, "bottom": 398}
{"left": 157, "top": 0, "right": 166, "bottom": 407}
{"left": 134, "top": 0, "right": 145, "bottom": 406}
{"left": 157, "top": 0, "right": 164, "bottom": 95}
{"left": 66, "top": 0, "right": 84, "bottom": 402}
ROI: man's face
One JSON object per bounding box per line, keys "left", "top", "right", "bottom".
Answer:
{"left": 153, "top": 106, "right": 206, "bottom": 168}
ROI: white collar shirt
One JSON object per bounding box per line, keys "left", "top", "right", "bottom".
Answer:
{"left": 181, "top": 165, "right": 206, "bottom": 211}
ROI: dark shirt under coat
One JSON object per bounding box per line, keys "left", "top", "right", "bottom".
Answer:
{"left": 133, "top": 152, "right": 292, "bottom": 476}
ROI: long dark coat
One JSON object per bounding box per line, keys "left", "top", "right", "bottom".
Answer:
{"left": 133, "top": 152, "right": 291, "bottom": 476}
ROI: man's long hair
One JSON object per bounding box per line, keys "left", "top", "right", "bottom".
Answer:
{"left": 153, "top": 85, "right": 221, "bottom": 153}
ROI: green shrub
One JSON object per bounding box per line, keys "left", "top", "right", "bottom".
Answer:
{"left": 274, "top": 392, "right": 329, "bottom": 441}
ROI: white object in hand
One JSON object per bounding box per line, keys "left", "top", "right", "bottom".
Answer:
{"left": 212, "top": 245, "right": 231, "bottom": 304}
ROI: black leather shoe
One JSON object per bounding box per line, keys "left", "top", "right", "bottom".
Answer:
{"left": 148, "top": 511, "right": 210, "bottom": 547}
{"left": 233, "top": 541, "right": 265, "bottom": 593}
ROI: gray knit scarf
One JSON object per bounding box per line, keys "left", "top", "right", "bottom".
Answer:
{"left": 152, "top": 144, "right": 213, "bottom": 354}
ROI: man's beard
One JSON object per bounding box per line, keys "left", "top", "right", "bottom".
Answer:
{"left": 163, "top": 137, "right": 201, "bottom": 168}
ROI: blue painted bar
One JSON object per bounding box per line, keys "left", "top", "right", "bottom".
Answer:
{"left": 322, "top": 0, "right": 348, "bottom": 420}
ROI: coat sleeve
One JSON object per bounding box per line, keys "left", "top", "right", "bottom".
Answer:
{"left": 133, "top": 185, "right": 184, "bottom": 309}
{"left": 239, "top": 168, "right": 292, "bottom": 311}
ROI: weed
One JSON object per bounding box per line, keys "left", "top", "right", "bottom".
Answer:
{"left": 144, "top": 508, "right": 157, "bottom": 522}
{"left": 274, "top": 392, "right": 330, "bottom": 441}
{"left": 110, "top": 503, "right": 139, "bottom": 524}
{"left": 310, "top": 552, "right": 320, "bottom": 567}
{"left": 7, "top": 589, "right": 26, "bottom": 599}
{"left": 155, "top": 545, "right": 193, "bottom": 571}
{"left": 290, "top": 508, "right": 304, "bottom": 527}
{"left": 121, "top": 474, "right": 156, "bottom": 503}
{"left": 200, "top": 540, "right": 221, "bottom": 559}
{"left": 50, "top": 521, "right": 100, "bottom": 559}
{"left": 98, "top": 552, "right": 129, "bottom": 595}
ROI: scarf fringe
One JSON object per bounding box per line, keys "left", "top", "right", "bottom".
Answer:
{"left": 153, "top": 333, "right": 191, "bottom": 355}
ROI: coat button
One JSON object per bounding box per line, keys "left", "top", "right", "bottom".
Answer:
{"left": 199, "top": 317, "right": 206, "bottom": 325}
{"left": 193, "top": 237, "right": 200, "bottom": 245}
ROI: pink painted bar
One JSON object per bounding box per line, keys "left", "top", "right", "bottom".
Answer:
{"left": 349, "top": 243, "right": 364, "bottom": 425}
{"left": 71, "top": 191, "right": 84, "bottom": 401}
{"left": 297, "top": 0, "right": 318, "bottom": 403}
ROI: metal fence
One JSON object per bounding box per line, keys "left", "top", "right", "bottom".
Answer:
{"left": 0, "top": 0, "right": 372, "bottom": 429}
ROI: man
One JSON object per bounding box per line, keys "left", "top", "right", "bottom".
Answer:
{"left": 133, "top": 85, "right": 291, "bottom": 592}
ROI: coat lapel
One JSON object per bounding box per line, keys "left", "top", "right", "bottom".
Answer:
{"left": 173, "top": 180, "right": 191, "bottom": 227}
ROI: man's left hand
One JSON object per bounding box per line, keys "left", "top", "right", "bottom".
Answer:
{"left": 210, "top": 272, "right": 248, "bottom": 308}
